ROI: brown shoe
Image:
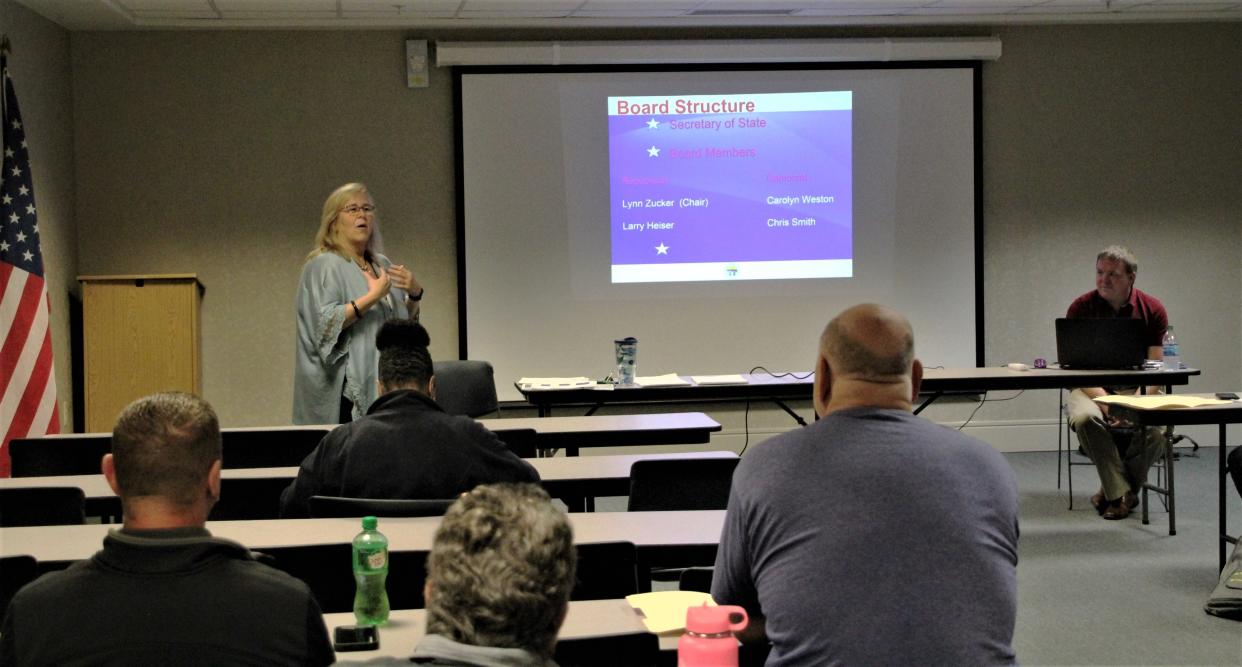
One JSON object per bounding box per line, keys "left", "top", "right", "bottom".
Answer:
{"left": 1122, "top": 491, "right": 1140, "bottom": 511}
{"left": 1102, "top": 499, "right": 1131, "bottom": 520}
{"left": 1090, "top": 490, "right": 1107, "bottom": 515}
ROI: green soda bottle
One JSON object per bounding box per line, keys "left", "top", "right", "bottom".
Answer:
{"left": 352, "top": 515, "right": 390, "bottom": 625}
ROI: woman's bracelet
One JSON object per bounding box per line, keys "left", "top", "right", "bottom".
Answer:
{"left": 408, "top": 288, "right": 425, "bottom": 302}
{"left": 350, "top": 300, "right": 362, "bottom": 318}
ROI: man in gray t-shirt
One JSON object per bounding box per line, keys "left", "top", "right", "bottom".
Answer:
{"left": 712, "top": 304, "right": 1019, "bottom": 666}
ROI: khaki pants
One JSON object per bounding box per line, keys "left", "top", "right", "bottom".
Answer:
{"left": 1066, "top": 388, "right": 1167, "bottom": 501}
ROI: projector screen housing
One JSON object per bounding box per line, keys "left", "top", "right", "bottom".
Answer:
{"left": 455, "top": 63, "right": 983, "bottom": 401}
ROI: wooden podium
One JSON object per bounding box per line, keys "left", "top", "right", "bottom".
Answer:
{"left": 78, "top": 274, "right": 203, "bottom": 432}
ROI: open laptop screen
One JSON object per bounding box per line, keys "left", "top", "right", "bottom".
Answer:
{"left": 1055, "top": 318, "right": 1147, "bottom": 370}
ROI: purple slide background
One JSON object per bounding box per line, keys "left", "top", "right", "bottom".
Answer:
{"left": 609, "top": 108, "right": 852, "bottom": 266}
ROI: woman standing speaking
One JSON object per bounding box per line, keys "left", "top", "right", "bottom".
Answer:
{"left": 293, "top": 183, "right": 423, "bottom": 424}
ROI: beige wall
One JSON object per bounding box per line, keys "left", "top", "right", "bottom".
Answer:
{"left": 0, "top": 0, "right": 76, "bottom": 431}
{"left": 60, "top": 21, "right": 1242, "bottom": 433}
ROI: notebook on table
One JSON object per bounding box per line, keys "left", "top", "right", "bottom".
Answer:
{"left": 1054, "top": 318, "right": 1147, "bottom": 370}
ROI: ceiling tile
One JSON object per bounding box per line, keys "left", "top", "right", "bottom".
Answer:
{"left": 214, "top": 1, "right": 337, "bottom": 10}
{"left": 797, "top": 8, "right": 921, "bottom": 15}
{"left": 804, "top": 1, "right": 935, "bottom": 7}
{"left": 462, "top": 0, "right": 582, "bottom": 9}
{"left": 129, "top": 9, "right": 221, "bottom": 18}
{"left": 572, "top": 10, "right": 696, "bottom": 17}
{"left": 117, "top": 0, "right": 214, "bottom": 9}
{"left": 577, "top": 0, "right": 700, "bottom": 8}
{"left": 690, "top": 0, "right": 822, "bottom": 9}
{"left": 1126, "top": 1, "right": 1238, "bottom": 9}
{"left": 340, "top": 0, "right": 462, "bottom": 9}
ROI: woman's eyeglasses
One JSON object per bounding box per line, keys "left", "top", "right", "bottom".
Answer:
{"left": 341, "top": 204, "right": 376, "bottom": 215}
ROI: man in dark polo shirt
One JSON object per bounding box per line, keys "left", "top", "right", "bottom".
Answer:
{"left": 1065, "top": 245, "right": 1169, "bottom": 520}
{"left": 0, "top": 392, "right": 334, "bottom": 665}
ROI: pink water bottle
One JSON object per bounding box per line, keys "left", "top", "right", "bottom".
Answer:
{"left": 678, "top": 603, "right": 749, "bottom": 666}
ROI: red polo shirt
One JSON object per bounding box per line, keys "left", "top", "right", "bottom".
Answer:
{"left": 1066, "top": 287, "right": 1168, "bottom": 348}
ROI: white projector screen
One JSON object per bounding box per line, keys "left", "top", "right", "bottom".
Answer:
{"left": 457, "top": 65, "right": 981, "bottom": 401}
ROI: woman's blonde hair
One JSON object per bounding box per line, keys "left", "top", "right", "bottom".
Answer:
{"left": 305, "top": 182, "right": 385, "bottom": 262}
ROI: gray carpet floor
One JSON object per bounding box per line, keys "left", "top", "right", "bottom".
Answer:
{"left": 597, "top": 447, "right": 1242, "bottom": 665}
{"left": 1008, "top": 448, "right": 1241, "bottom": 666}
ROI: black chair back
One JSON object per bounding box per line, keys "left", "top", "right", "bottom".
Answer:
{"left": 221, "top": 428, "right": 328, "bottom": 469}
{"left": 0, "top": 487, "right": 87, "bottom": 526}
{"left": 678, "top": 566, "right": 714, "bottom": 593}
{"left": 307, "top": 496, "right": 456, "bottom": 519}
{"left": 494, "top": 428, "right": 537, "bottom": 458}
{"left": 627, "top": 458, "right": 739, "bottom": 512}
{"left": 0, "top": 555, "right": 39, "bottom": 615}
{"left": 10, "top": 436, "right": 109, "bottom": 477}
{"left": 209, "top": 477, "right": 291, "bottom": 520}
{"left": 9, "top": 428, "right": 328, "bottom": 477}
{"left": 433, "top": 360, "right": 499, "bottom": 418}
{"left": 555, "top": 632, "right": 659, "bottom": 667}
{"left": 257, "top": 544, "right": 428, "bottom": 613}
{"left": 572, "top": 541, "right": 644, "bottom": 600}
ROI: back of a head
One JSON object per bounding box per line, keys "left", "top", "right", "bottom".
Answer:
{"left": 424, "top": 483, "right": 576, "bottom": 658}
{"left": 111, "top": 392, "right": 221, "bottom": 505}
{"left": 377, "top": 319, "right": 434, "bottom": 391}
{"left": 822, "top": 303, "right": 915, "bottom": 381}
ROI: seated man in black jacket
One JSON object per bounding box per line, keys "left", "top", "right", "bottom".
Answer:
{"left": 279, "top": 319, "right": 538, "bottom": 518}
{"left": 1, "top": 392, "right": 335, "bottom": 666}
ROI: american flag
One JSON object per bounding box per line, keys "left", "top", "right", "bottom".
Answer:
{"left": 1, "top": 51, "right": 60, "bottom": 477}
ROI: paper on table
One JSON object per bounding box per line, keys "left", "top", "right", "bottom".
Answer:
{"left": 634, "top": 374, "right": 692, "bottom": 387}
{"left": 1094, "top": 395, "right": 1231, "bottom": 410}
{"left": 517, "top": 377, "right": 594, "bottom": 389}
{"left": 626, "top": 590, "right": 715, "bottom": 634}
{"left": 691, "top": 374, "right": 748, "bottom": 385}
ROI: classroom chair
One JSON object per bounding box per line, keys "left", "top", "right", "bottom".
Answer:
{"left": 555, "top": 632, "right": 659, "bottom": 667}
{"left": 208, "top": 477, "right": 291, "bottom": 521}
{"left": 257, "top": 544, "right": 429, "bottom": 613}
{"left": 626, "top": 458, "right": 738, "bottom": 512}
{"left": 572, "top": 541, "right": 646, "bottom": 599}
{"left": 307, "top": 496, "right": 456, "bottom": 519}
{"left": 0, "top": 555, "right": 39, "bottom": 615}
{"left": 0, "top": 487, "right": 87, "bottom": 527}
{"left": 432, "top": 360, "right": 500, "bottom": 418}
{"left": 9, "top": 436, "right": 109, "bottom": 477}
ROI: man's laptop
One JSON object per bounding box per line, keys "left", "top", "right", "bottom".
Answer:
{"left": 1055, "top": 318, "right": 1147, "bottom": 370}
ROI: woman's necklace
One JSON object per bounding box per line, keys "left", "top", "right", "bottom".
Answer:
{"left": 355, "top": 258, "right": 373, "bottom": 277}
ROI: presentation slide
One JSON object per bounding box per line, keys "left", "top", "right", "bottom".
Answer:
{"left": 458, "top": 66, "right": 979, "bottom": 401}
{"left": 608, "top": 91, "right": 853, "bottom": 283}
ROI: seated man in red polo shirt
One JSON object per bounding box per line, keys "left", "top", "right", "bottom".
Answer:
{"left": 1065, "top": 245, "right": 1169, "bottom": 520}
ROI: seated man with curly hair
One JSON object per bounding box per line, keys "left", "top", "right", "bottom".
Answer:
{"left": 412, "top": 483, "right": 576, "bottom": 666}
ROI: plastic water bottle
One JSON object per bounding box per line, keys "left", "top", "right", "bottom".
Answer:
{"left": 678, "top": 603, "right": 748, "bottom": 667}
{"left": 352, "top": 515, "right": 389, "bottom": 625}
{"left": 1162, "top": 326, "right": 1180, "bottom": 371}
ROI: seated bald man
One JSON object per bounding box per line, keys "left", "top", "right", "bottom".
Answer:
{"left": 712, "top": 304, "right": 1019, "bottom": 666}
{"left": 0, "top": 392, "right": 334, "bottom": 666}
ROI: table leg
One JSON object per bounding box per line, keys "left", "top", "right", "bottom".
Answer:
{"left": 1167, "top": 430, "right": 1176, "bottom": 536}
{"left": 772, "top": 399, "right": 808, "bottom": 426}
{"left": 913, "top": 391, "right": 943, "bottom": 415}
{"left": 1221, "top": 423, "right": 1228, "bottom": 571}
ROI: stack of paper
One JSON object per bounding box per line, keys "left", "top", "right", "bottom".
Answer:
{"left": 517, "top": 377, "right": 594, "bottom": 389}
{"left": 691, "top": 374, "right": 748, "bottom": 385}
{"left": 634, "top": 374, "right": 692, "bottom": 387}
{"left": 625, "top": 590, "right": 715, "bottom": 634}
{"left": 1094, "top": 395, "right": 1231, "bottom": 410}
